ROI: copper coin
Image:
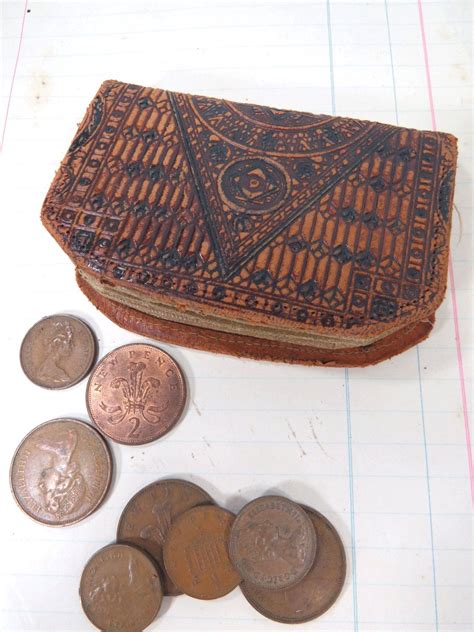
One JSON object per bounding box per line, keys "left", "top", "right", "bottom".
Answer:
{"left": 86, "top": 343, "right": 186, "bottom": 445}
{"left": 163, "top": 505, "right": 241, "bottom": 599}
{"left": 241, "top": 506, "right": 346, "bottom": 623}
{"left": 229, "top": 495, "right": 317, "bottom": 591}
{"left": 80, "top": 543, "right": 162, "bottom": 632}
{"left": 10, "top": 418, "right": 112, "bottom": 527}
{"left": 20, "top": 314, "right": 96, "bottom": 389}
{"left": 117, "top": 479, "right": 213, "bottom": 596}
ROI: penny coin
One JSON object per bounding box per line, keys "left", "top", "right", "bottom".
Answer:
{"left": 117, "top": 479, "right": 213, "bottom": 596}
{"left": 80, "top": 543, "right": 162, "bottom": 632}
{"left": 10, "top": 418, "right": 112, "bottom": 527}
{"left": 229, "top": 495, "right": 317, "bottom": 591}
{"left": 86, "top": 343, "right": 186, "bottom": 445}
{"left": 163, "top": 505, "right": 241, "bottom": 599}
{"left": 241, "top": 506, "right": 346, "bottom": 623}
{"left": 20, "top": 314, "right": 96, "bottom": 389}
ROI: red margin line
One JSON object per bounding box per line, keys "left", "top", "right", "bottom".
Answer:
{"left": 1, "top": 0, "right": 29, "bottom": 152}
{"left": 417, "top": 0, "right": 473, "bottom": 506}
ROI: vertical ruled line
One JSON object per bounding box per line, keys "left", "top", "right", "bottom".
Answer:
{"left": 345, "top": 367, "right": 359, "bottom": 632}
{"left": 384, "top": 0, "right": 399, "bottom": 124}
{"left": 326, "top": 3, "right": 358, "bottom": 630}
{"left": 416, "top": 348, "right": 440, "bottom": 630}
{"left": 1, "top": 0, "right": 29, "bottom": 151}
{"left": 387, "top": 4, "right": 439, "bottom": 626}
{"left": 326, "top": 0, "right": 336, "bottom": 114}
{"left": 417, "top": 0, "right": 473, "bottom": 508}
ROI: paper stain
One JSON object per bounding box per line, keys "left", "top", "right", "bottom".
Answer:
{"left": 207, "top": 453, "right": 215, "bottom": 468}
{"left": 202, "top": 436, "right": 211, "bottom": 448}
{"left": 308, "top": 417, "right": 331, "bottom": 458}
{"left": 450, "top": 63, "right": 468, "bottom": 83}
{"left": 435, "top": 23, "right": 456, "bottom": 44}
{"left": 287, "top": 421, "right": 306, "bottom": 458}
{"left": 28, "top": 72, "right": 51, "bottom": 108}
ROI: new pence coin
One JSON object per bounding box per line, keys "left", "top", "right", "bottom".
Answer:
{"left": 80, "top": 543, "right": 162, "bottom": 632}
{"left": 229, "top": 495, "right": 317, "bottom": 591}
{"left": 10, "top": 418, "right": 112, "bottom": 526}
{"left": 241, "top": 506, "right": 346, "bottom": 623}
{"left": 86, "top": 343, "right": 186, "bottom": 445}
{"left": 117, "top": 479, "right": 213, "bottom": 595}
{"left": 20, "top": 314, "right": 96, "bottom": 389}
{"left": 163, "top": 505, "right": 241, "bottom": 599}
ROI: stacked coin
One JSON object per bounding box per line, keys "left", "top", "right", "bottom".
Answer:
{"left": 79, "top": 479, "right": 346, "bottom": 629}
{"left": 234, "top": 499, "right": 347, "bottom": 624}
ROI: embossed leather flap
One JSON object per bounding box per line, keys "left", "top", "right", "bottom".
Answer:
{"left": 41, "top": 80, "right": 457, "bottom": 349}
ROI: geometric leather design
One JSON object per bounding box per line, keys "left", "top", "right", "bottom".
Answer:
{"left": 41, "top": 80, "right": 457, "bottom": 338}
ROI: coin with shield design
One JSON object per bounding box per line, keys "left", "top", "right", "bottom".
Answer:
{"left": 240, "top": 506, "right": 346, "bottom": 623}
{"left": 228, "top": 495, "right": 317, "bottom": 591}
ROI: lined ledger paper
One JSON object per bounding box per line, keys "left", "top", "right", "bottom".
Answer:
{"left": 1, "top": 1, "right": 472, "bottom": 630}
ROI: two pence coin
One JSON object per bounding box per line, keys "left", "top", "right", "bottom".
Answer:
{"left": 86, "top": 344, "right": 186, "bottom": 445}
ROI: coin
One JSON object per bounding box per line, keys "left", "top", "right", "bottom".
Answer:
{"left": 163, "top": 505, "right": 241, "bottom": 599}
{"left": 241, "top": 506, "right": 346, "bottom": 623}
{"left": 86, "top": 343, "right": 186, "bottom": 445}
{"left": 117, "top": 479, "right": 213, "bottom": 596}
{"left": 228, "top": 495, "right": 317, "bottom": 591}
{"left": 80, "top": 543, "right": 162, "bottom": 632}
{"left": 10, "top": 418, "right": 112, "bottom": 527}
{"left": 20, "top": 314, "right": 96, "bottom": 389}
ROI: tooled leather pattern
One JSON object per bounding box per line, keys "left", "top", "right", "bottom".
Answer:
{"left": 42, "top": 81, "right": 456, "bottom": 335}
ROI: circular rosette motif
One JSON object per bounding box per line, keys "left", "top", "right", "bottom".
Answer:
{"left": 218, "top": 157, "right": 290, "bottom": 214}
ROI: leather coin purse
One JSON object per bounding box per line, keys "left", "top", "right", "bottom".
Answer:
{"left": 41, "top": 80, "right": 457, "bottom": 366}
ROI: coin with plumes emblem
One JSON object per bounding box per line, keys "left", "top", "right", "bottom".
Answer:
{"left": 86, "top": 343, "right": 186, "bottom": 445}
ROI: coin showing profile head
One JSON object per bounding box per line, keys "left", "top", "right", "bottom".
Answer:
{"left": 163, "top": 505, "right": 241, "bottom": 599}
{"left": 229, "top": 495, "right": 317, "bottom": 591}
{"left": 86, "top": 344, "right": 186, "bottom": 445}
{"left": 241, "top": 506, "right": 346, "bottom": 623}
{"left": 80, "top": 543, "right": 162, "bottom": 632}
{"left": 20, "top": 314, "right": 96, "bottom": 389}
{"left": 10, "top": 418, "right": 112, "bottom": 527}
{"left": 117, "top": 479, "right": 213, "bottom": 595}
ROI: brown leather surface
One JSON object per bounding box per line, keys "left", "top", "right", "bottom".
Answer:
{"left": 77, "top": 271, "right": 434, "bottom": 367}
{"left": 41, "top": 80, "right": 456, "bottom": 365}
